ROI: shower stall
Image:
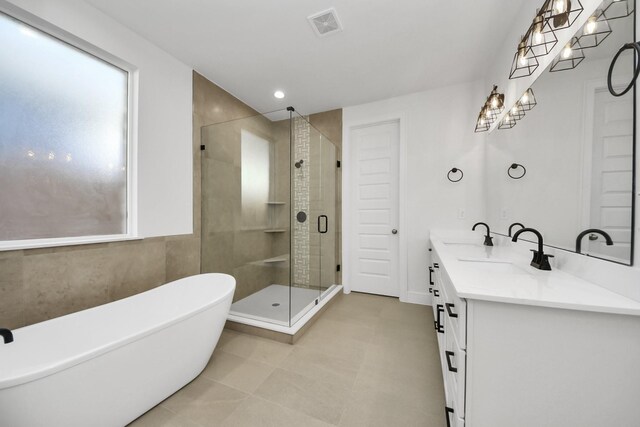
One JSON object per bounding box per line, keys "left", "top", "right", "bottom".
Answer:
{"left": 200, "top": 108, "right": 340, "bottom": 331}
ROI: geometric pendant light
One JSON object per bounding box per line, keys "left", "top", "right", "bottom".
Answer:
{"left": 543, "top": 0, "right": 584, "bottom": 32}
{"left": 498, "top": 112, "right": 518, "bottom": 129}
{"left": 508, "top": 101, "right": 526, "bottom": 121}
{"left": 576, "top": 9, "right": 612, "bottom": 49}
{"left": 519, "top": 88, "right": 537, "bottom": 111}
{"left": 475, "top": 109, "right": 491, "bottom": 132}
{"left": 510, "top": 36, "right": 540, "bottom": 79}
{"left": 526, "top": 11, "right": 558, "bottom": 57}
{"left": 550, "top": 37, "right": 585, "bottom": 72}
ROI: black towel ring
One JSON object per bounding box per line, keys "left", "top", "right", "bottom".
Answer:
{"left": 447, "top": 168, "right": 463, "bottom": 182}
{"left": 608, "top": 42, "right": 640, "bottom": 97}
{"left": 508, "top": 163, "right": 526, "bottom": 179}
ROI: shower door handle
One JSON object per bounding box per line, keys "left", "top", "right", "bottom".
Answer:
{"left": 317, "top": 215, "right": 328, "bottom": 234}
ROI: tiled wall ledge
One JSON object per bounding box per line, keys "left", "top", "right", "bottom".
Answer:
{"left": 0, "top": 234, "right": 199, "bottom": 329}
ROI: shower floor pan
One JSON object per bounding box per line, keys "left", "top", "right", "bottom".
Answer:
{"left": 228, "top": 283, "right": 341, "bottom": 333}
{"left": 229, "top": 284, "right": 320, "bottom": 326}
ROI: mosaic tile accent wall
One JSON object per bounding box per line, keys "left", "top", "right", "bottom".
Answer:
{"left": 293, "top": 116, "right": 310, "bottom": 286}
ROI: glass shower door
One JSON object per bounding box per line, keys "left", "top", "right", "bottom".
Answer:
{"left": 290, "top": 115, "right": 338, "bottom": 326}
{"left": 290, "top": 115, "right": 320, "bottom": 325}
{"left": 318, "top": 135, "right": 337, "bottom": 299}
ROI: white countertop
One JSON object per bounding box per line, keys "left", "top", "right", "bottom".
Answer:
{"left": 430, "top": 230, "right": 640, "bottom": 316}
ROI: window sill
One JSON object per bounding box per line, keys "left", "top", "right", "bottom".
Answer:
{"left": 0, "top": 234, "right": 142, "bottom": 252}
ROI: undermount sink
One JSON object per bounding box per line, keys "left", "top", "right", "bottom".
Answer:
{"left": 457, "top": 258, "right": 529, "bottom": 274}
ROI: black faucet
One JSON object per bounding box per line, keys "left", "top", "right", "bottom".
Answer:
{"left": 472, "top": 222, "right": 493, "bottom": 246}
{"left": 511, "top": 227, "right": 554, "bottom": 270}
{"left": 0, "top": 328, "right": 13, "bottom": 344}
{"left": 575, "top": 229, "right": 614, "bottom": 254}
{"left": 508, "top": 222, "right": 525, "bottom": 237}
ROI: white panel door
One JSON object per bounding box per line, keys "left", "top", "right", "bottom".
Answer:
{"left": 588, "top": 89, "right": 633, "bottom": 261}
{"left": 349, "top": 120, "right": 399, "bottom": 297}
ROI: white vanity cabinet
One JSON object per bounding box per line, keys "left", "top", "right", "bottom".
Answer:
{"left": 430, "top": 252, "right": 466, "bottom": 427}
{"left": 429, "top": 244, "right": 640, "bottom": 427}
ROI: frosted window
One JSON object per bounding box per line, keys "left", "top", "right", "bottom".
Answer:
{"left": 241, "top": 130, "right": 271, "bottom": 228}
{"left": 0, "top": 12, "right": 128, "bottom": 241}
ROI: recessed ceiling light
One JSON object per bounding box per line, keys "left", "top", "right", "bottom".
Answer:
{"left": 274, "top": 90, "right": 285, "bottom": 99}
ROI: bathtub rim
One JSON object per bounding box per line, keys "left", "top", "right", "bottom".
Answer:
{"left": 0, "top": 273, "right": 235, "bottom": 390}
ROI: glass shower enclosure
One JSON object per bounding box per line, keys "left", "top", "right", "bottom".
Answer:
{"left": 200, "top": 109, "right": 339, "bottom": 328}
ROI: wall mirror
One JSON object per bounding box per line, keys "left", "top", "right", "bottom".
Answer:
{"left": 486, "top": 6, "right": 636, "bottom": 265}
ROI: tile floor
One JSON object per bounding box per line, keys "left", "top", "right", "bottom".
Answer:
{"left": 129, "top": 292, "right": 446, "bottom": 427}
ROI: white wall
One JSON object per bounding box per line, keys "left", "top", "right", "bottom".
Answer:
{"left": 343, "top": 81, "right": 487, "bottom": 305}
{"left": 2, "top": 0, "right": 193, "bottom": 238}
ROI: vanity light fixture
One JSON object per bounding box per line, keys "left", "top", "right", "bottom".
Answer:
{"left": 576, "top": 9, "right": 612, "bottom": 49}
{"left": 543, "top": 0, "right": 584, "bottom": 31}
{"left": 550, "top": 37, "right": 585, "bottom": 72}
{"left": 526, "top": 10, "right": 558, "bottom": 57}
{"left": 509, "top": 36, "right": 540, "bottom": 79}
{"left": 519, "top": 88, "right": 537, "bottom": 111}
{"left": 602, "top": 0, "right": 634, "bottom": 20}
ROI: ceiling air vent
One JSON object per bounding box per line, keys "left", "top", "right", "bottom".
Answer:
{"left": 307, "top": 8, "right": 342, "bottom": 37}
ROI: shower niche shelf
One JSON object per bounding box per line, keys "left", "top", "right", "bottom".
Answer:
{"left": 266, "top": 201, "right": 286, "bottom": 205}
{"left": 263, "top": 256, "right": 288, "bottom": 264}
{"left": 264, "top": 229, "right": 286, "bottom": 233}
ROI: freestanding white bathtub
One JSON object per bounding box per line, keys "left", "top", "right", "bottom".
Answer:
{"left": 0, "top": 273, "right": 235, "bottom": 427}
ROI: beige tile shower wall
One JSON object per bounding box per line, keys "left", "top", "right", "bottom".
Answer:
{"left": 293, "top": 117, "right": 311, "bottom": 287}
{"left": 271, "top": 120, "right": 292, "bottom": 288}
{"left": 0, "top": 71, "right": 258, "bottom": 330}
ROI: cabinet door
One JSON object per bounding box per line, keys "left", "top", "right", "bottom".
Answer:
{"left": 444, "top": 312, "right": 466, "bottom": 418}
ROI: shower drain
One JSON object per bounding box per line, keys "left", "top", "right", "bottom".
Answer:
{"left": 272, "top": 303, "right": 280, "bottom": 307}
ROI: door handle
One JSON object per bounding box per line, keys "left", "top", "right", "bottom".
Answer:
{"left": 445, "top": 303, "right": 458, "bottom": 318}
{"left": 445, "top": 406, "right": 454, "bottom": 427}
{"left": 317, "top": 215, "right": 328, "bottom": 234}
{"left": 435, "top": 304, "right": 444, "bottom": 334}
{"left": 445, "top": 351, "right": 458, "bottom": 373}
{"left": 391, "top": 229, "right": 398, "bottom": 234}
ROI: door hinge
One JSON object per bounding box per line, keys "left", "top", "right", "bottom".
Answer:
{"left": 336, "top": 264, "right": 341, "bottom": 272}
{"left": 200, "top": 144, "right": 206, "bottom": 151}
{"left": 336, "top": 160, "right": 341, "bottom": 168}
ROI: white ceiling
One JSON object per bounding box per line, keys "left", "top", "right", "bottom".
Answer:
{"left": 85, "top": 0, "right": 528, "bottom": 115}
